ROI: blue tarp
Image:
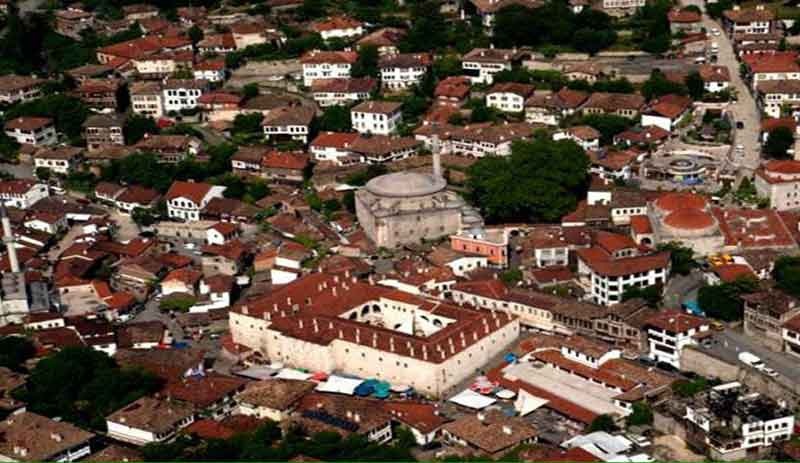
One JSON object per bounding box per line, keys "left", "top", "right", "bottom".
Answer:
{"left": 682, "top": 300, "right": 705, "bottom": 316}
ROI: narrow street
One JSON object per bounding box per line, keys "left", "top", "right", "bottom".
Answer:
{"left": 683, "top": 0, "right": 762, "bottom": 173}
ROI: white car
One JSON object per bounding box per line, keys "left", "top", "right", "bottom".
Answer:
{"left": 184, "top": 242, "right": 196, "bottom": 250}
{"left": 711, "top": 27, "right": 721, "bottom": 36}
{"left": 761, "top": 367, "right": 779, "bottom": 378}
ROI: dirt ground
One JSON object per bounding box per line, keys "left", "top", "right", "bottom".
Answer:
{"left": 651, "top": 435, "right": 705, "bottom": 462}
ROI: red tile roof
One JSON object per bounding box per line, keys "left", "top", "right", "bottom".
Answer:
{"left": 630, "top": 215, "right": 653, "bottom": 234}
{"left": 646, "top": 309, "right": 707, "bottom": 333}
{"left": 163, "top": 267, "right": 203, "bottom": 285}
{"left": 5, "top": 117, "right": 52, "bottom": 131}
{"left": 261, "top": 150, "right": 309, "bottom": 170}
{"left": 311, "top": 131, "right": 359, "bottom": 149}
{"left": 165, "top": 181, "right": 214, "bottom": 203}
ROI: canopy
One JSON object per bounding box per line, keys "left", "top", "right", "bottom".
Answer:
{"left": 448, "top": 389, "right": 496, "bottom": 410}
{"left": 514, "top": 389, "right": 549, "bottom": 416}
{"left": 315, "top": 375, "right": 364, "bottom": 395}
{"left": 275, "top": 368, "right": 313, "bottom": 381}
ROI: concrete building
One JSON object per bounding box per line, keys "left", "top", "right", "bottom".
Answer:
{"left": 311, "top": 16, "right": 363, "bottom": 42}
{"left": 601, "top": 0, "right": 644, "bottom": 15}
{"left": 262, "top": 106, "right": 315, "bottom": 144}
{"left": 165, "top": 181, "right": 226, "bottom": 222}
{"left": 0, "top": 180, "right": 49, "bottom": 209}
{"left": 0, "top": 412, "right": 95, "bottom": 462}
{"left": 4, "top": 117, "right": 57, "bottom": 146}
{"left": 684, "top": 382, "right": 793, "bottom": 461}
{"left": 351, "top": 101, "right": 403, "bottom": 135}
{"left": 743, "top": 290, "right": 800, "bottom": 352}
{"left": 311, "top": 77, "right": 376, "bottom": 107}
{"left": 378, "top": 53, "right": 431, "bottom": 91}
{"left": 355, "top": 150, "right": 482, "bottom": 249}
{"left": 83, "top": 113, "right": 125, "bottom": 152}
{"left": 576, "top": 231, "right": 670, "bottom": 306}
{"left": 300, "top": 50, "right": 358, "bottom": 87}
{"left": 0, "top": 75, "right": 44, "bottom": 105}
{"left": 722, "top": 5, "right": 775, "bottom": 35}
{"left": 130, "top": 81, "right": 164, "bottom": 118}
{"left": 449, "top": 228, "right": 508, "bottom": 267}
{"left": 106, "top": 396, "right": 195, "bottom": 446}
{"left": 486, "top": 82, "right": 535, "bottom": 113}
{"left": 229, "top": 272, "right": 520, "bottom": 397}
{"left": 461, "top": 48, "right": 529, "bottom": 85}
{"left": 645, "top": 309, "right": 708, "bottom": 369}
{"left": 163, "top": 79, "right": 209, "bottom": 114}
{"left": 33, "top": 146, "right": 82, "bottom": 175}
{"left": 755, "top": 160, "right": 800, "bottom": 211}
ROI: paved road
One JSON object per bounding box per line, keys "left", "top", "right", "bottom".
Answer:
{"left": 0, "top": 163, "right": 34, "bottom": 179}
{"left": 685, "top": 0, "right": 761, "bottom": 172}
{"left": 132, "top": 298, "right": 186, "bottom": 342}
{"left": 702, "top": 329, "right": 800, "bottom": 384}
{"left": 662, "top": 270, "right": 704, "bottom": 308}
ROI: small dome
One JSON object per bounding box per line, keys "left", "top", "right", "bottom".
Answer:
{"left": 365, "top": 171, "right": 446, "bottom": 198}
{"left": 655, "top": 192, "right": 707, "bottom": 213}
{"left": 664, "top": 208, "right": 715, "bottom": 230}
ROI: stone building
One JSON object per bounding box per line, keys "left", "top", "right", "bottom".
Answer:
{"left": 355, "top": 151, "right": 482, "bottom": 249}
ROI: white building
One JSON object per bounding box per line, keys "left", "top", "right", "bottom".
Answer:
{"left": 309, "top": 131, "right": 360, "bottom": 164}
{"left": 576, "top": 231, "right": 670, "bottom": 306}
{"left": 130, "top": 81, "right": 164, "bottom": 118}
{"left": 33, "top": 147, "right": 82, "bottom": 175}
{"left": 262, "top": 106, "right": 316, "bottom": 144}
{"left": 640, "top": 94, "right": 692, "bottom": 133}
{"left": 4, "top": 117, "right": 57, "bottom": 146}
{"left": 0, "top": 412, "right": 95, "bottom": 462}
{"left": 757, "top": 80, "right": 800, "bottom": 119}
{"left": 0, "top": 75, "right": 43, "bottom": 105}
{"left": 0, "top": 180, "right": 49, "bottom": 209}
{"left": 378, "top": 53, "right": 431, "bottom": 91}
{"left": 645, "top": 309, "right": 709, "bottom": 368}
{"left": 553, "top": 126, "right": 601, "bottom": 151}
{"left": 300, "top": 50, "right": 358, "bottom": 87}
{"left": 311, "top": 16, "right": 364, "bottom": 42}
{"left": 699, "top": 65, "right": 731, "bottom": 94}
{"left": 163, "top": 79, "right": 209, "bottom": 114}
{"left": 229, "top": 272, "right": 520, "bottom": 398}
{"left": 685, "top": 382, "right": 793, "bottom": 461}
{"left": 311, "top": 77, "right": 376, "bottom": 107}
{"left": 723, "top": 5, "right": 775, "bottom": 35}
{"left": 486, "top": 82, "right": 535, "bottom": 113}
{"left": 755, "top": 160, "right": 800, "bottom": 211}
{"left": 165, "top": 180, "right": 226, "bottom": 222}
{"left": 602, "top": 0, "right": 645, "bottom": 15}
{"left": 461, "top": 48, "right": 524, "bottom": 85}
{"left": 106, "top": 397, "right": 195, "bottom": 446}
{"left": 351, "top": 100, "right": 403, "bottom": 135}
{"left": 193, "top": 60, "right": 227, "bottom": 83}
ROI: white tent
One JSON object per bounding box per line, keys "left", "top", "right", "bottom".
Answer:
{"left": 514, "top": 389, "right": 549, "bottom": 416}
{"left": 315, "top": 375, "right": 364, "bottom": 395}
{"left": 562, "top": 431, "right": 634, "bottom": 462}
{"left": 275, "top": 368, "right": 313, "bottom": 381}
{"left": 448, "top": 389, "right": 496, "bottom": 409}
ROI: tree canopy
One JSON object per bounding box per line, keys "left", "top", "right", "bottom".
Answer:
{"left": 773, "top": 256, "right": 800, "bottom": 297}
{"left": 657, "top": 241, "right": 696, "bottom": 275}
{"left": 698, "top": 277, "right": 758, "bottom": 321}
{"left": 318, "top": 105, "right": 352, "bottom": 132}
{"left": 467, "top": 136, "right": 589, "bottom": 223}
{"left": 0, "top": 337, "right": 35, "bottom": 372}
{"left": 641, "top": 69, "right": 687, "bottom": 100}
{"left": 4, "top": 94, "right": 89, "bottom": 142}
{"left": 19, "top": 347, "right": 162, "bottom": 430}
{"left": 764, "top": 126, "right": 795, "bottom": 159}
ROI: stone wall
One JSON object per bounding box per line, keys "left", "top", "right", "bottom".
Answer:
{"left": 653, "top": 410, "right": 687, "bottom": 440}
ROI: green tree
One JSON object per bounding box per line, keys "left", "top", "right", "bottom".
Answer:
{"left": 698, "top": 277, "right": 758, "bottom": 321}
{"left": 242, "top": 83, "right": 260, "bottom": 100}
{"left": 622, "top": 284, "right": 662, "bottom": 307}
{"left": 35, "top": 167, "right": 51, "bottom": 182}
{"left": 572, "top": 28, "right": 617, "bottom": 55}
{"left": 685, "top": 71, "right": 705, "bottom": 101}
{"left": 500, "top": 269, "right": 522, "bottom": 285}
{"left": 5, "top": 94, "right": 89, "bottom": 141}
{"left": 298, "top": 0, "right": 326, "bottom": 19}
{"left": 588, "top": 414, "right": 619, "bottom": 433}
{"left": 124, "top": 114, "right": 159, "bottom": 144}
{"left": 131, "top": 207, "right": 157, "bottom": 227}
{"left": 318, "top": 105, "right": 352, "bottom": 132}
{"left": 773, "top": 256, "right": 800, "bottom": 297}
{"left": 187, "top": 25, "right": 204, "bottom": 45}
{"left": 0, "top": 336, "right": 35, "bottom": 372}
{"left": 467, "top": 137, "right": 589, "bottom": 223}
{"left": 764, "top": 126, "right": 795, "bottom": 159}
{"left": 641, "top": 69, "right": 687, "bottom": 100}
{"left": 578, "top": 114, "right": 634, "bottom": 145}
{"left": 352, "top": 44, "right": 379, "bottom": 78}
{"left": 232, "top": 113, "right": 264, "bottom": 140}
{"left": 160, "top": 295, "right": 196, "bottom": 312}
{"left": 657, "top": 241, "right": 696, "bottom": 275}
{"left": 400, "top": 1, "right": 447, "bottom": 52}
{"left": 633, "top": 0, "right": 671, "bottom": 54}
{"left": 626, "top": 402, "right": 653, "bottom": 426}
{"left": 19, "top": 347, "right": 162, "bottom": 429}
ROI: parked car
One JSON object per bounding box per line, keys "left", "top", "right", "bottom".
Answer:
{"left": 738, "top": 351, "right": 764, "bottom": 369}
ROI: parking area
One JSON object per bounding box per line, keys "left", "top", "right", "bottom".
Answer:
{"left": 700, "top": 329, "right": 800, "bottom": 384}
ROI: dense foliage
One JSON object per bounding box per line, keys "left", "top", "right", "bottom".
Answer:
{"left": 774, "top": 256, "right": 800, "bottom": 297}
{"left": 142, "top": 421, "right": 416, "bottom": 461}
{"left": 467, "top": 136, "right": 589, "bottom": 223}
{"left": 764, "top": 126, "right": 796, "bottom": 159}
{"left": 18, "top": 347, "right": 162, "bottom": 430}
{"left": 0, "top": 336, "right": 36, "bottom": 372}
{"left": 697, "top": 277, "right": 758, "bottom": 321}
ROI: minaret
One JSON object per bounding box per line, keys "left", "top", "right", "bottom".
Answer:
{"left": 432, "top": 135, "right": 442, "bottom": 179}
{"left": 0, "top": 204, "right": 19, "bottom": 273}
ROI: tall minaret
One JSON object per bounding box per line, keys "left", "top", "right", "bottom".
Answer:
{"left": 0, "top": 204, "right": 19, "bottom": 273}
{"left": 432, "top": 135, "right": 442, "bottom": 179}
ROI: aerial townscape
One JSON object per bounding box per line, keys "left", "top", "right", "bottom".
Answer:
{"left": 5, "top": 0, "right": 800, "bottom": 461}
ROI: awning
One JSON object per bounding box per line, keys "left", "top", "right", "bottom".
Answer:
{"left": 315, "top": 375, "right": 364, "bottom": 395}
{"left": 514, "top": 388, "right": 549, "bottom": 416}
{"left": 448, "top": 389, "right": 496, "bottom": 409}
